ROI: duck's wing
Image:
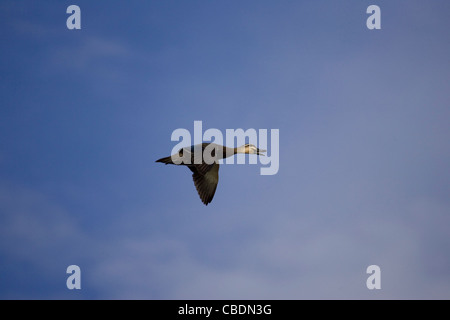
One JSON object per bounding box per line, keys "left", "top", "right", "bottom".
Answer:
{"left": 192, "top": 162, "right": 219, "bottom": 205}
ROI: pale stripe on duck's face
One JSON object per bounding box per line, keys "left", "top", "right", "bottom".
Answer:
{"left": 243, "top": 144, "right": 266, "bottom": 155}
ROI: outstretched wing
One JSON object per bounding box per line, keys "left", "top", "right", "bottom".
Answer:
{"left": 192, "top": 163, "right": 219, "bottom": 205}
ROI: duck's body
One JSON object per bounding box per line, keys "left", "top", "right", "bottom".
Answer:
{"left": 156, "top": 143, "right": 265, "bottom": 205}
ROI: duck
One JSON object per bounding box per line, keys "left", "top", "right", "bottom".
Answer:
{"left": 156, "top": 143, "right": 266, "bottom": 205}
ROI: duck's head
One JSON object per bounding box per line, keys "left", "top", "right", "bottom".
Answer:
{"left": 242, "top": 144, "right": 266, "bottom": 156}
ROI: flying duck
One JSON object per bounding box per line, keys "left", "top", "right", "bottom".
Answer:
{"left": 156, "top": 143, "right": 266, "bottom": 205}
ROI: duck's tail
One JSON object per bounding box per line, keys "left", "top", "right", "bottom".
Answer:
{"left": 155, "top": 156, "right": 174, "bottom": 165}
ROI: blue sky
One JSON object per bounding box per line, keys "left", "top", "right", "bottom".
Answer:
{"left": 0, "top": 0, "right": 449, "bottom": 299}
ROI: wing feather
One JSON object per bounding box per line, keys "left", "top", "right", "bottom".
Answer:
{"left": 192, "top": 163, "right": 219, "bottom": 205}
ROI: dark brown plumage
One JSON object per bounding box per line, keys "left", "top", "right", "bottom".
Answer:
{"left": 191, "top": 163, "right": 219, "bottom": 205}
{"left": 155, "top": 143, "right": 220, "bottom": 205}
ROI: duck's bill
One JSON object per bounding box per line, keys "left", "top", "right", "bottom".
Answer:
{"left": 256, "top": 148, "right": 266, "bottom": 156}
